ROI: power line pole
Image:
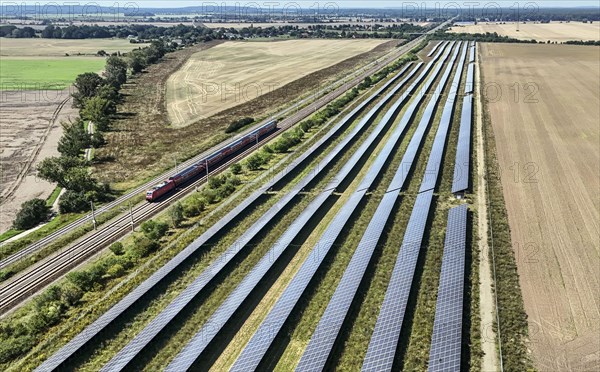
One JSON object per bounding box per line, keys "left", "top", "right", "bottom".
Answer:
{"left": 90, "top": 201, "right": 97, "bottom": 230}
{"left": 129, "top": 202, "right": 134, "bottom": 232}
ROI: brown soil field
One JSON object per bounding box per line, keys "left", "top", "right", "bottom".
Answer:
{"left": 480, "top": 43, "right": 600, "bottom": 370}
{"left": 166, "top": 39, "right": 390, "bottom": 127}
{"left": 0, "top": 89, "right": 78, "bottom": 232}
{"left": 95, "top": 40, "right": 397, "bottom": 188}
{"left": 449, "top": 21, "right": 600, "bottom": 42}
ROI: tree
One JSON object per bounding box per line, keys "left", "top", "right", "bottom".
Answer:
{"left": 128, "top": 50, "right": 148, "bottom": 74}
{"left": 95, "top": 84, "right": 119, "bottom": 114}
{"left": 12, "top": 199, "right": 50, "bottom": 230}
{"left": 184, "top": 197, "right": 206, "bottom": 217}
{"left": 37, "top": 156, "right": 85, "bottom": 189}
{"left": 62, "top": 167, "right": 97, "bottom": 193}
{"left": 57, "top": 121, "right": 90, "bottom": 157}
{"left": 81, "top": 96, "right": 112, "bottom": 131}
{"left": 72, "top": 72, "right": 104, "bottom": 108}
{"left": 58, "top": 191, "right": 89, "bottom": 214}
{"left": 169, "top": 202, "right": 184, "bottom": 228}
{"left": 105, "top": 56, "right": 128, "bottom": 89}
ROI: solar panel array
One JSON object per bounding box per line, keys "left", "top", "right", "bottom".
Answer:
{"left": 427, "top": 40, "right": 444, "bottom": 57}
{"left": 159, "top": 63, "right": 433, "bottom": 372}
{"left": 361, "top": 189, "right": 435, "bottom": 372}
{"left": 361, "top": 42, "right": 473, "bottom": 372}
{"left": 420, "top": 42, "right": 469, "bottom": 193}
{"left": 452, "top": 94, "right": 473, "bottom": 194}
{"left": 230, "top": 42, "right": 454, "bottom": 372}
{"left": 101, "top": 62, "right": 424, "bottom": 372}
{"left": 36, "top": 58, "right": 417, "bottom": 372}
{"left": 428, "top": 204, "right": 468, "bottom": 372}
{"left": 296, "top": 42, "right": 463, "bottom": 371}
{"left": 469, "top": 44, "right": 475, "bottom": 63}
{"left": 464, "top": 63, "right": 474, "bottom": 94}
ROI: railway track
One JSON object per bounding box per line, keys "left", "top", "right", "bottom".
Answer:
{"left": 0, "top": 22, "right": 452, "bottom": 318}
{"left": 0, "top": 34, "right": 423, "bottom": 272}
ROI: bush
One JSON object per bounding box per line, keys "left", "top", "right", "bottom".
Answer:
{"left": 140, "top": 220, "right": 169, "bottom": 240}
{"left": 246, "top": 153, "right": 263, "bottom": 171}
{"left": 58, "top": 191, "right": 89, "bottom": 214}
{"left": 207, "top": 174, "right": 226, "bottom": 190}
{"left": 202, "top": 188, "right": 219, "bottom": 204}
{"left": 184, "top": 197, "right": 207, "bottom": 217}
{"left": 129, "top": 235, "right": 159, "bottom": 259}
{"left": 225, "top": 117, "right": 254, "bottom": 133}
{"left": 60, "top": 282, "right": 83, "bottom": 306}
{"left": 12, "top": 198, "right": 50, "bottom": 230}
{"left": 109, "top": 242, "right": 125, "bottom": 256}
{"left": 169, "top": 202, "right": 184, "bottom": 228}
{"left": 66, "top": 271, "right": 94, "bottom": 291}
{"left": 230, "top": 162, "right": 242, "bottom": 175}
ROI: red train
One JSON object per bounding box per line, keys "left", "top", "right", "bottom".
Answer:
{"left": 146, "top": 120, "right": 277, "bottom": 201}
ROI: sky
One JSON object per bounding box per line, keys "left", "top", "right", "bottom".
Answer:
{"left": 11, "top": 1, "right": 600, "bottom": 9}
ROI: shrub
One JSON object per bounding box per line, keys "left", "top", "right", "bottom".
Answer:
{"left": 129, "top": 235, "right": 159, "bottom": 259}
{"left": 245, "top": 152, "right": 265, "bottom": 171}
{"left": 225, "top": 117, "right": 254, "bottom": 133}
{"left": 12, "top": 198, "right": 50, "bottom": 230}
{"left": 184, "top": 197, "right": 206, "bottom": 217}
{"left": 169, "top": 202, "right": 184, "bottom": 228}
{"left": 140, "top": 220, "right": 169, "bottom": 240}
{"left": 202, "top": 188, "right": 219, "bottom": 204}
{"left": 60, "top": 282, "right": 83, "bottom": 306}
{"left": 66, "top": 271, "right": 94, "bottom": 291}
{"left": 109, "top": 242, "right": 125, "bottom": 256}
{"left": 230, "top": 162, "right": 242, "bottom": 175}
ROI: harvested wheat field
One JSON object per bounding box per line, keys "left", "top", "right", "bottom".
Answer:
{"left": 480, "top": 43, "right": 600, "bottom": 370}
{"left": 450, "top": 21, "right": 600, "bottom": 42}
{"left": 166, "top": 39, "right": 389, "bottom": 127}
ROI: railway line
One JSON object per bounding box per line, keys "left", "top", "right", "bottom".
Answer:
{"left": 0, "top": 29, "right": 427, "bottom": 272}
{"left": 0, "top": 21, "right": 453, "bottom": 318}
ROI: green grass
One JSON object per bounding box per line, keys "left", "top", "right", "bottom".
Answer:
{"left": 0, "top": 229, "right": 23, "bottom": 243}
{"left": 45, "top": 187, "right": 62, "bottom": 208}
{"left": 0, "top": 57, "right": 106, "bottom": 90}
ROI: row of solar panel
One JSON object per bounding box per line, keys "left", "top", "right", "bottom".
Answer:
{"left": 427, "top": 40, "right": 444, "bottom": 57}
{"left": 427, "top": 203, "right": 468, "bottom": 371}
{"left": 101, "top": 61, "right": 427, "bottom": 372}
{"left": 157, "top": 62, "right": 431, "bottom": 372}
{"left": 297, "top": 41, "right": 464, "bottom": 371}
{"left": 420, "top": 42, "right": 469, "bottom": 193}
{"left": 230, "top": 42, "right": 456, "bottom": 372}
{"left": 361, "top": 42, "right": 471, "bottom": 371}
{"left": 37, "top": 55, "right": 418, "bottom": 372}
{"left": 452, "top": 93, "right": 473, "bottom": 194}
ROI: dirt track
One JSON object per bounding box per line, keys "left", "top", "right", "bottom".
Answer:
{"left": 480, "top": 43, "right": 600, "bottom": 371}
{"left": 0, "top": 89, "right": 76, "bottom": 232}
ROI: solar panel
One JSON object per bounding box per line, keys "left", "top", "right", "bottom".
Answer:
{"left": 464, "top": 63, "right": 474, "bottom": 94}
{"left": 420, "top": 42, "right": 469, "bottom": 193}
{"left": 428, "top": 204, "right": 468, "bottom": 372}
{"left": 427, "top": 40, "right": 443, "bottom": 57}
{"left": 469, "top": 45, "right": 475, "bottom": 63}
{"left": 231, "top": 46, "right": 454, "bottom": 372}
{"left": 36, "top": 59, "right": 418, "bottom": 372}
{"left": 361, "top": 189, "right": 434, "bottom": 371}
{"left": 452, "top": 94, "right": 473, "bottom": 194}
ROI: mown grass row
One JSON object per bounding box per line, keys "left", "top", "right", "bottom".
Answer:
{"left": 481, "top": 71, "right": 532, "bottom": 371}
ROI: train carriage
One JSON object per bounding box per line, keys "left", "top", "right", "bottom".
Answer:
{"left": 146, "top": 120, "right": 277, "bottom": 202}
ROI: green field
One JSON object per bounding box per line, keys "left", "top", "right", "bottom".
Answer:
{"left": 0, "top": 57, "right": 106, "bottom": 90}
